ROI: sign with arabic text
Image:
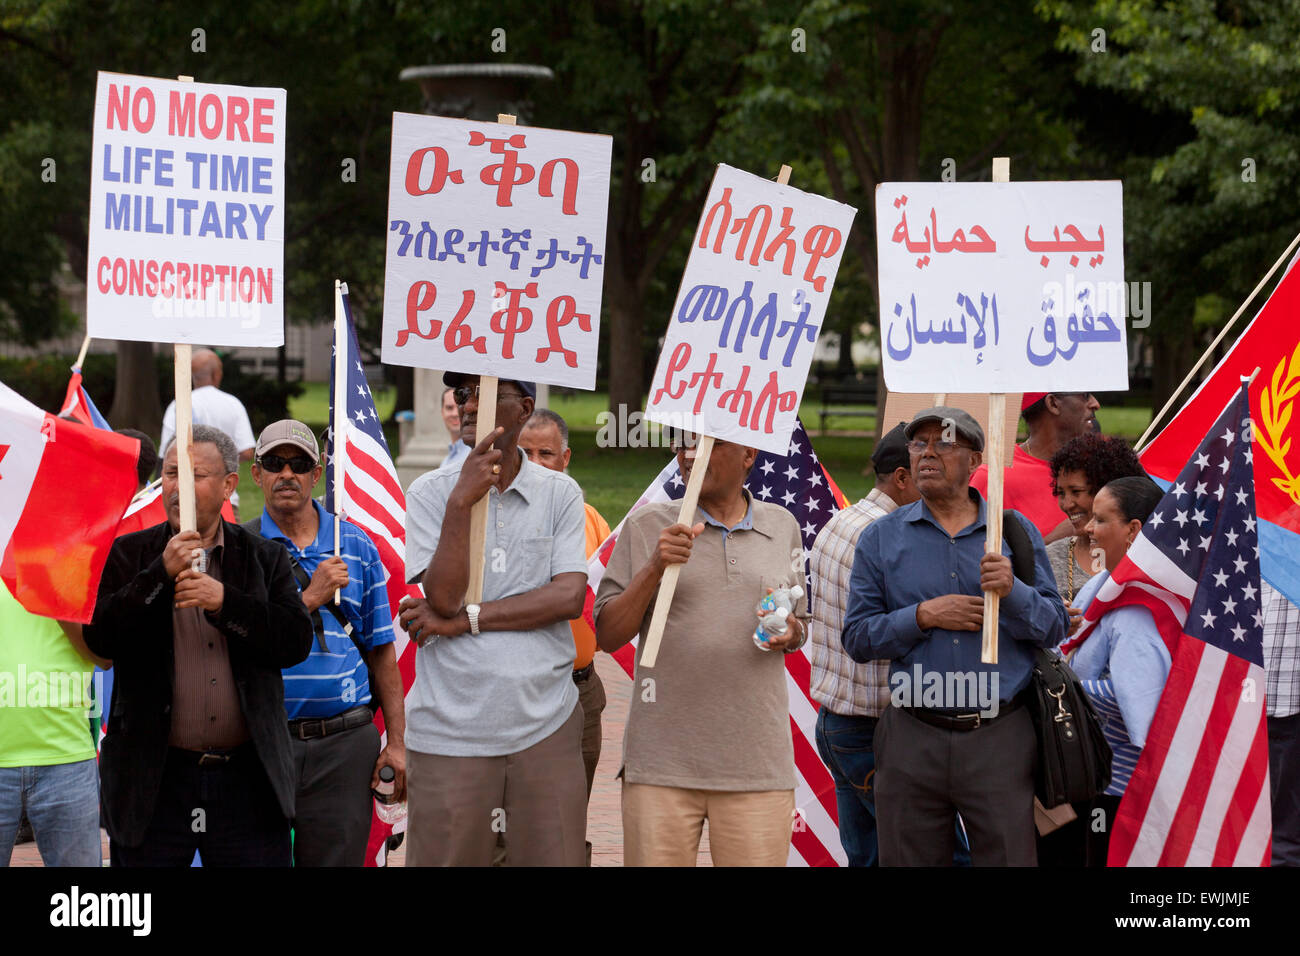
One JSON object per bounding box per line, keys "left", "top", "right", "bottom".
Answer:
{"left": 381, "top": 113, "right": 612, "bottom": 389}
{"left": 875, "top": 181, "right": 1127, "bottom": 393}
{"left": 645, "top": 164, "right": 857, "bottom": 455}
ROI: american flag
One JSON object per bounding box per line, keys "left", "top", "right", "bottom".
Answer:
{"left": 325, "top": 289, "right": 421, "bottom": 866}
{"left": 1074, "top": 384, "right": 1271, "bottom": 866}
{"left": 583, "top": 420, "right": 851, "bottom": 866}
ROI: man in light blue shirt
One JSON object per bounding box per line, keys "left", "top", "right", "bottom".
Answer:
{"left": 842, "top": 406, "right": 1066, "bottom": 865}
{"left": 250, "top": 419, "right": 405, "bottom": 866}
{"left": 400, "top": 374, "right": 589, "bottom": 866}
{"left": 439, "top": 386, "right": 470, "bottom": 471}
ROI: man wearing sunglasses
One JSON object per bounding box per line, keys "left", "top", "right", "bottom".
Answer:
{"left": 248, "top": 420, "right": 405, "bottom": 867}
{"left": 399, "top": 373, "right": 589, "bottom": 866}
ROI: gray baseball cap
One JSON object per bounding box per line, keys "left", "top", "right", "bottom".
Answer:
{"left": 256, "top": 419, "right": 320, "bottom": 462}
{"left": 904, "top": 406, "right": 985, "bottom": 452}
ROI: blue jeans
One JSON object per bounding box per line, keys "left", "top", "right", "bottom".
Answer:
{"left": 815, "top": 707, "right": 972, "bottom": 867}
{"left": 815, "top": 708, "right": 879, "bottom": 866}
{"left": 0, "top": 759, "right": 102, "bottom": 867}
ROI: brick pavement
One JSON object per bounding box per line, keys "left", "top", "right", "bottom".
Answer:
{"left": 9, "top": 650, "right": 711, "bottom": 868}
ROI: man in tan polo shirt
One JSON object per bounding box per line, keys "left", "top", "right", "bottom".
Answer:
{"left": 594, "top": 431, "right": 806, "bottom": 866}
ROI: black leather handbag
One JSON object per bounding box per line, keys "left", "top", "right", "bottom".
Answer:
{"left": 1026, "top": 648, "right": 1113, "bottom": 808}
{"left": 1002, "top": 512, "right": 1112, "bottom": 809}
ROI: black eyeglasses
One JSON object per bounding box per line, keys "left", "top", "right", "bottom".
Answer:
{"left": 259, "top": 454, "right": 315, "bottom": 474}
{"left": 453, "top": 385, "right": 524, "bottom": 406}
{"left": 906, "top": 438, "right": 973, "bottom": 455}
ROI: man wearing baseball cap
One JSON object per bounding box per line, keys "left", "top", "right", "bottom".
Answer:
{"left": 842, "top": 406, "right": 1066, "bottom": 866}
{"left": 970, "top": 392, "right": 1100, "bottom": 542}
{"left": 248, "top": 420, "right": 406, "bottom": 866}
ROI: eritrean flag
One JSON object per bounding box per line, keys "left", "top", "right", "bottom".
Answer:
{"left": 1140, "top": 255, "right": 1300, "bottom": 605}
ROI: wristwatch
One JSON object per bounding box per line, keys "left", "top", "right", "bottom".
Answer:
{"left": 466, "top": 603, "right": 481, "bottom": 636}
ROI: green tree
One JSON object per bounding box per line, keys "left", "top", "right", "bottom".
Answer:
{"left": 1039, "top": 0, "right": 1300, "bottom": 412}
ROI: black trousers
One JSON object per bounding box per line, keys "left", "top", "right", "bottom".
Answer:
{"left": 1269, "top": 713, "right": 1300, "bottom": 866}
{"left": 290, "top": 721, "right": 380, "bottom": 867}
{"left": 110, "top": 744, "right": 290, "bottom": 867}
{"left": 875, "top": 705, "right": 1037, "bottom": 866}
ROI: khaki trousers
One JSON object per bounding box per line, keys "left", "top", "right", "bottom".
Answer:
{"left": 622, "top": 781, "right": 794, "bottom": 867}
{"left": 406, "top": 704, "right": 586, "bottom": 866}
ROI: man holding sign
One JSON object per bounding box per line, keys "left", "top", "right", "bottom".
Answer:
{"left": 400, "top": 373, "right": 589, "bottom": 867}
{"left": 841, "top": 408, "right": 1066, "bottom": 866}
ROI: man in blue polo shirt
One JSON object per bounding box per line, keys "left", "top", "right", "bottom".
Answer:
{"left": 250, "top": 419, "right": 405, "bottom": 867}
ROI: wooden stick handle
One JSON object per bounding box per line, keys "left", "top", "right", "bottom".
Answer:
{"left": 982, "top": 393, "right": 1005, "bottom": 665}
{"left": 465, "top": 376, "right": 498, "bottom": 606}
{"left": 1135, "top": 228, "right": 1300, "bottom": 451}
{"left": 639, "top": 434, "right": 714, "bottom": 669}
{"left": 174, "top": 344, "right": 196, "bottom": 534}
{"left": 980, "top": 157, "right": 1011, "bottom": 666}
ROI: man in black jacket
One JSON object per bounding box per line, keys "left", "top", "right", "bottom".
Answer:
{"left": 86, "top": 425, "right": 313, "bottom": 866}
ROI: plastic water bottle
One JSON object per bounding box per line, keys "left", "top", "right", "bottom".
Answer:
{"left": 372, "top": 766, "right": 406, "bottom": 826}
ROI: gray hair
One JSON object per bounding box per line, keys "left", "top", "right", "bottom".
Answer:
{"left": 163, "top": 424, "right": 239, "bottom": 474}
{"left": 523, "top": 407, "right": 569, "bottom": 451}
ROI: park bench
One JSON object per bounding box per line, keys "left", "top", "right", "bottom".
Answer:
{"left": 819, "top": 373, "right": 878, "bottom": 433}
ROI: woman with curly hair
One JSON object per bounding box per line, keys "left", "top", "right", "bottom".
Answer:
{"left": 1047, "top": 433, "right": 1146, "bottom": 626}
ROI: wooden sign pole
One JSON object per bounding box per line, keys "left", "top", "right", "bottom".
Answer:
{"left": 332, "top": 280, "right": 347, "bottom": 604}
{"left": 463, "top": 112, "right": 516, "bottom": 606}
{"left": 639, "top": 163, "right": 794, "bottom": 669}
{"left": 175, "top": 75, "right": 197, "bottom": 535}
{"left": 981, "top": 157, "right": 1011, "bottom": 665}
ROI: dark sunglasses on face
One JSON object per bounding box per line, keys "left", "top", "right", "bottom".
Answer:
{"left": 453, "top": 384, "right": 524, "bottom": 406}
{"left": 259, "top": 454, "right": 315, "bottom": 474}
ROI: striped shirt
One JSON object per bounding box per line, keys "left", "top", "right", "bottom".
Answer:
{"left": 1263, "top": 581, "right": 1300, "bottom": 718}
{"left": 808, "top": 488, "right": 897, "bottom": 717}
{"left": 1071, "top": 570, "right": 1172, "bottom": 795}
{"left": 260, "top": 499, "right": 395, "bottom": 720}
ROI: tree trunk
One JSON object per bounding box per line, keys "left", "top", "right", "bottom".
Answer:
{"left": 607, "top": 291, "right": 646, "bottom": 419}
{"left": 109, "top": 340, "right": 163, "bottom": 438}
{"left": 1149, "top": 316, "right": 1199, "bottom": 434}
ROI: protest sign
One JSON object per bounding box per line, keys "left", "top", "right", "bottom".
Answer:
{"left": 637, "top": 165, "right": 854, "bottom": 668}
{"left": 380, "top": 112, "right": 612, "bottom": 390}
{"left": 86, "top": 72, "right": 287, "bottom": 346}
{"left": 644, "top": 164, "right": 857, "bottom": 456}
{"left": 875, "top": 180, "right": 1126, "bottom": 394}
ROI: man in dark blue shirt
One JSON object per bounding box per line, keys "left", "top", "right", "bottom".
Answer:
{"left": 842, "top": 406, "right": 1066, "bottom": 865}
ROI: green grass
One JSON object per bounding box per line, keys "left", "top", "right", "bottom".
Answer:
{"left": 234, "top": 382, "right": 1152, "bottom": 526}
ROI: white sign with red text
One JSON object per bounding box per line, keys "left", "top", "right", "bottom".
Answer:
{"left": 86, "top": 72, "right": 287, "bottom": 346}
{"left": 381, "top": 113, "right": 612, "bottom": 389}
{"left": 644, "top": 164, "right": 857, "bottom": 455}
{"left": 875, "top": 181, "right": 1127, "bottom": 393}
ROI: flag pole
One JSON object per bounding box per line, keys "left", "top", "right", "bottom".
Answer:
{"left": 639, "top": 163, "right": 794, "bottom": 669}
{"left": 73, "top": 334, "right": 91, "bottom": 371}
{"left": 174, "top": 75, "right": 197, "bottom": 535}
{"left": 463, "top": 113, "right": 516, "bottom": 607}
{"left": 333, "top": 280, "right": 347, "bottom": 605}
{"left": 1136, "top": 228, "right": 1300, "bottom": 451}
{"left": 981, "top": 156, "right": 1011, "bottom": 666}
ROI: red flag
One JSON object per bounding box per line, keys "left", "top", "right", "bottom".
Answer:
{"left": 1141, "top": 258, "right": 1300, "bottom": 605}
{"left": 0, "top": 382, "right": 140, "bottom": 622}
